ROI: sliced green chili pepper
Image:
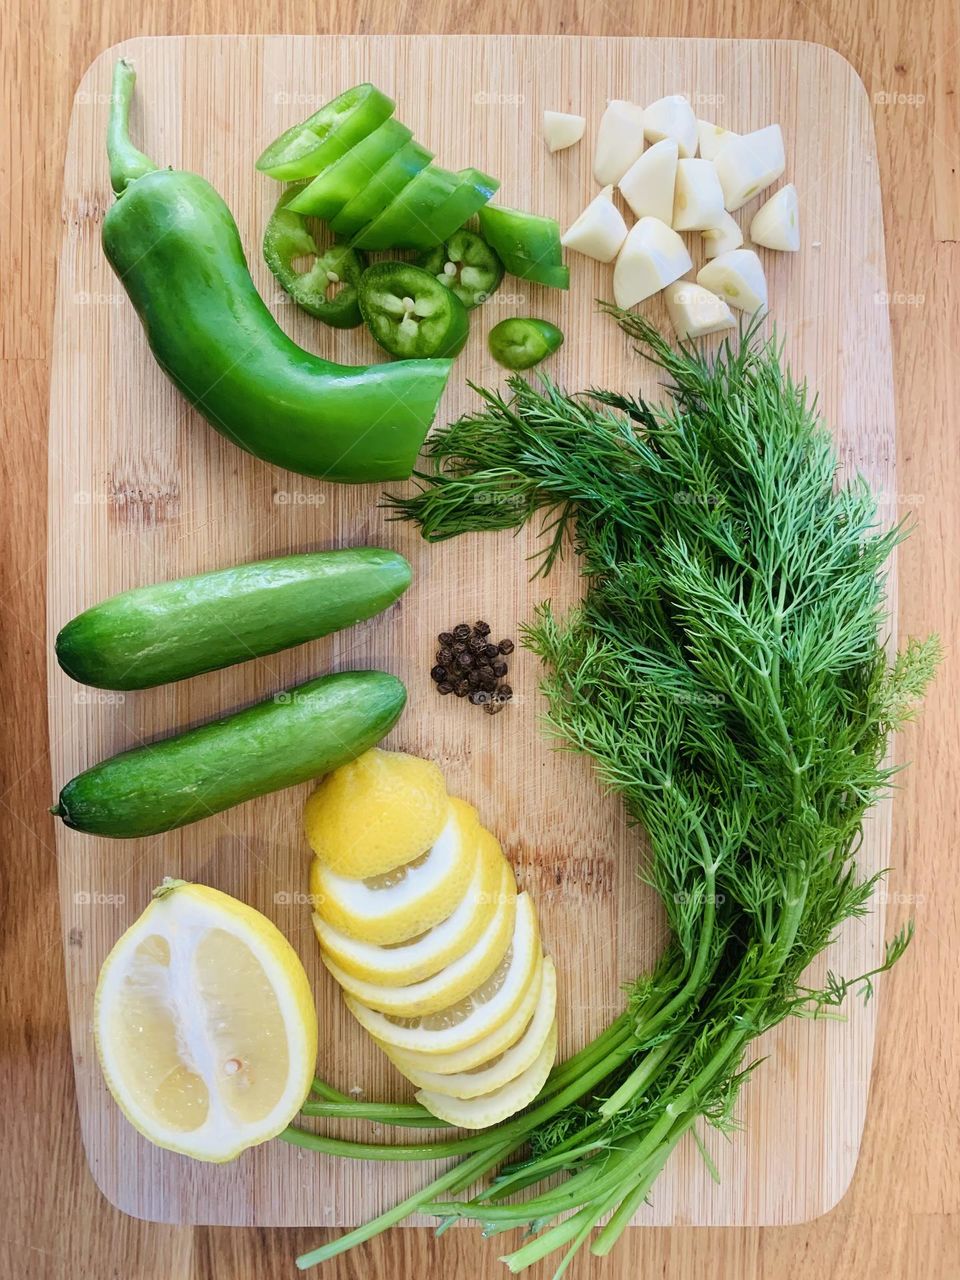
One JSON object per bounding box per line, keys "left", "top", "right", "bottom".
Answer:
{"left": 358, "top": 262, "right": 469, "bottom": 359}
{"left": 263, "top": 187, "right": 366, "bottom": 328}
{"left": 417, "top": 229, "right": 504, "bottom": 309}
{"left": 286, "top": 118, "right": 413, "bottom": 219}
{"left": 477, "top": 203, "right": 565, "bottom": 264}
{"left": 425, "top": 167, "right": 500, "bottom": 245}
{"left": 256, "top": 84, "right": 395, "bottom": 181}
{"left": 498, "top": 252, "right": 571, "bottom": 290}
{"left": 353, "top": 165, "right": 461, "bottom": 250}
{"left": 330, "top": 141, "right": 433, "bottom": 237}
{"left": 104, "top": 61, "right": 451, "bottom": 483}
{"left": 488, "top": 317, "right": 564, "bottom": 370}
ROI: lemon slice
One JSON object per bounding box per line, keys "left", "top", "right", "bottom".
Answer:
{"left": 381, "top": 951, "right": 545, "bottom": 1075}
{"left": 322, "top": 862, "right": 518, "bottom": 1017}
{"left": 304, "top": 748, "right": 448, "bottom": 878}
{"left": 394, "top": 957, "right": 557, "bottom": 1097}
{"left": 310, "top": 798, "right": 478, "bottom": 944}
{"left": 344, "top": 894, "right": 540, "bottom": 1054}
{"left": 415, "top": 1020, "right": 558, "bottom": 1129}
{"left": 94, "top": 879, "right": 317, "bottom": 1163}
{"left": 311, "top": 827, "right": 510, "bottom": 987}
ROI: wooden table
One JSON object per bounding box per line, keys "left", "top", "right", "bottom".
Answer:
{"left": 2, "top": 2, "right": 957, "bottom": 1277}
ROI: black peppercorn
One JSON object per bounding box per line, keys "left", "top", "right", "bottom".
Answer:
{"left": 492, "top": 660, "right": 508, "bottom": 677}
{"left": 438, "top": 631, "right": 455, "bottom": 646}
{"left": 430, "top": 665, "right": 447, "bottom": 683}
{"left": 498, "top": 638, "right": 515, "bottom": 655}
{"left": 454, "top": 678, "right": 470, "bottom": 697}
{"left": 481, "top": 643, "right": 499, "bottom": 661}
{"left": 474, "top": 620, "right": 491, "bottom": 636}
{"left": 456, "top": 650, "right": 474, "bottom": 669}
{"left": 453, "top": 623, "right": 471, "bottom": 640}
{"left": 437, "top": 647, "right": 454, "bottom": 666}
{"left": 437, "top": 681, "right": 454, "bottom": 695}
{"left": 498, "top": 684, "right": 513, "bottom": 701}
{"left": 484, "top": 698, "right": 504, "bottom": 715}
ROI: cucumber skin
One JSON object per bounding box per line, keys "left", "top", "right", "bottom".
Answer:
{"left": 56, "top": 549, "right": 411, "bottom": 690}
{"left": 53, "top": 670, "right": 406, "bottom": 838}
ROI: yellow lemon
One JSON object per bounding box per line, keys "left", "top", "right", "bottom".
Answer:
{"left": 393, "top": 957, "right": 557, "bottom": 1098}
{"left": 311, "top": 827, "right": 511, "bottom": 986}
{"left": 321, "top": 861, "right": 517, "bottom": 1017}
{"left": 304, "top": 748, "right": 448, "bottom": 878}
{"left": 380, "top": 951, "right": 545, "bottom": 1076}
{"left": 415, "top": 1021, "right": 558, "bottom": 1129}
{"left": 344, "top": 894, "right": 540, "bottom": 1054}
{"left": 310, "top": 798, "right": 479, "bottom": 944}
{"left": 94, "top": 879, "right": 317, "bottom": 1163}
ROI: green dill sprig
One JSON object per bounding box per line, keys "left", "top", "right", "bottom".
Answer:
{"left": 298, "top": 315, "right": 937, "bottom": 1276}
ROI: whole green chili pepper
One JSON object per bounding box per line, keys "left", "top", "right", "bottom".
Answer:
{"left": 102, "top": 60, "right": 452, "bottom": 483}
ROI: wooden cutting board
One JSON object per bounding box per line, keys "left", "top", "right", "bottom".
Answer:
{"left": 48, "top": 34, "right": 896, "bottom": 1228}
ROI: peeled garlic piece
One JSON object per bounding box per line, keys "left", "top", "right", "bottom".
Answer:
{"left": 701, "top": 210, "right": 744, "bottom": 259}
{"left": 697, "top": 249, "right": 768, "bottom": 315}
{"left": 543, "top": 110, "right": 587, "bottom": 153}
{"left": 672, "top": 158, "right": 725, "bottom": 231}
{"left": 594, "top": 100, "right": 646, "bottom": 185}
{"left": 750, "top": 183, "right": 800, "bottom": 251}
{"left": 643, "top": 95, "right": 698, "bottom": 158}
{"left": 713, "top": 125, "right": 785, "bottom": 212}
{"left": 618, "top": 138, "right": 679, "bottom": 223}
{"left": 663, "top": 281, "right": 736, "bottom": 339}
{"left": 697, "top": 119, "right": 739, "bottom": 162}
{"left": 613, "top": 217, "right": 693, "bottom": 309}
{"left": 561, "top": 186, "right": 628, "bottom": 262}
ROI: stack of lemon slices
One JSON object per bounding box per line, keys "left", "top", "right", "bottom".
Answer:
{"left": 306, "top": 748, "right": 557, "bottom": 1130}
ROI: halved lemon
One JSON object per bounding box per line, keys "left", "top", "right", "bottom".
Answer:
{"left": 304, "top": 748, "right": 448, "bottom": 879}
{"left": 395, "top": 957, "right": 557, "bottom": 1098}
{"left": 94, "top": 879, "right": 317, "bottom": 1163}
{"left": 415, "top": 1021, "right": 558, "bottom": 1129}
{"left": 310, "top": 798, "right": 479, "bottom": 945}
{"left": 321, "top": 862, "right": 518, "bottom": 1017}
{"left": 344, "top": 894, "right": 540, "bottom": 1054}
{"left": 380, "top": 952, "right": 545, "bottom": 1076}
{"left": 311, "top": 827, "right": 511, "bottom": 987}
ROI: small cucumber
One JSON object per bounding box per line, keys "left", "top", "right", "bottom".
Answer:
{"left": 52, "top": 670, "right": 406, "bottom": 838}
{"left": 56, "top": 548, "right": 411, "bottom": 690}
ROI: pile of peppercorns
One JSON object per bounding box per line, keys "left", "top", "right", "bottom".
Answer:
{"left": 430, "top": 621, "right": 515, "bottom": 713}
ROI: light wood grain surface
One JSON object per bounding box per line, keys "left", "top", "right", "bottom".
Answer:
{"left": 3, "top": 2, "right": 958, "bottom": 1278}
{"left": 49, "top": 31, "right": 896, "bottom": 1231}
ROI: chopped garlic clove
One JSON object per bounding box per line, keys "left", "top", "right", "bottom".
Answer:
{"left": 749, "top": 184, "right": 800, "bottom": 251}
{"left": 701, "top": 211, "right": 744, "bottom": 259}
{"left": 643, "top": 95, "right": 698, "bottom": 158}
{"left": 543, "top": 110, "right": 587, "bottom": 153}
{"left": 613, "top": 217, "right": 693, "bottom": 309}
{"left": 672, "top": 158, "right": 725, "bottom": 231}
{"left": 697, "top": 249, "right": 768, "bottom": 315}
{"left": 713, "top": 125, "right": 786, "bottom": 212}
{"left": 594, "top": 100, "right": 646, "bottom": 185}
{"left": 697, "top": 119, "right": 739, "bottom": 162}
{"left": 618, "top": 138, "right": 679, "bottom": 224}
{"left": 663, "top": 281, "right": 736, "bottom": 339}
{"left": 561, "top": 186, "right": 628, "bottom": 262}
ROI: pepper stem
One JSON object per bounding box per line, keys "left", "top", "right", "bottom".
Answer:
{"left": 107, "top": 59, "right": 157, "bottom": 195}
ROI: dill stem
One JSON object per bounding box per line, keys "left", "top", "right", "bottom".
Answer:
{"left": 280, "top": 1125, "right": 494, "bottom": 1161}
{"left": 598, "top": 1036, "right": 675, "bottom": 1118}
{"left": 300, "top": 1099, "right": 445, "bottom": 1127}
{"left": 295, "top": 1138, "right": 516, "bottom": 1270}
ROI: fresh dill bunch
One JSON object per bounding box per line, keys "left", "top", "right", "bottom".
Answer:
{"left": 339, "top": 317, "right": 939, "bottom": 1277}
